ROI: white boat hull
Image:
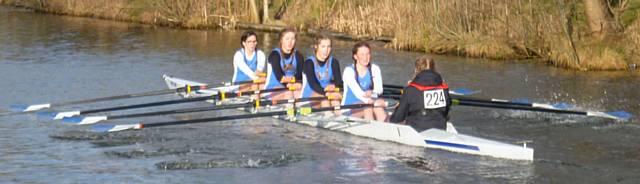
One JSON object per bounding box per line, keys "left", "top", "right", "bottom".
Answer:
{"left": 162, "top": 74, "right": 534, "bottom": 161}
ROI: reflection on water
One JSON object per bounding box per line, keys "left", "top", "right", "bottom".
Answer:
{"left": 1, "top": 6, "right": 639, "bottom": 183}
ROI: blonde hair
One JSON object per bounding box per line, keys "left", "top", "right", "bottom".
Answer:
{"left": 413, "top": 56, "right": 436, "bottom": 79}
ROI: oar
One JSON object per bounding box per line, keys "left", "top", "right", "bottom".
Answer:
{"left": 221, "top": 73, "right": 267, "bottom": 86}
{"left": 453, "top": 99, "right": 633, "bottom": 121}
{"left": 382, "top": 85, "right": 478, "bottom": 96}
{"left": 62, "top": 96, "right": 326, "bottom": 125}
{"left": 379, "top": 94, "right": 631, "bottom": 121}
{"left": 382, "top": 90, "right": 573, "bottom": 110}
{"left": 451, "top": 96, "right": 574, "bottom": 110}
{"left": 6, "top": 84, "right": 209, "bottom": 114}
{"left": 382, "top": 84, "right": 404, "bottom": 89}
{"left": 39, "top": 87, "right": 291, "bottom": 120}
{"left": 222, "top": 79, "right": 265, "bottom": 86}
{"left": 91, "top": 103, "right": 374, "bottom": 133}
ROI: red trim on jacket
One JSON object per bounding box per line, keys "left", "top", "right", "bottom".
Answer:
{"left": 408, "top": 82, "right": 449, "bottom": 91}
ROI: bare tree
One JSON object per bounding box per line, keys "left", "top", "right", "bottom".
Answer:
{"left": 263, "top": 0, "right": 269, "bottom": 24}
{"left": 249, "top": 0, "right": 260, "bottom": 23}
{"left": 582, "top": 0, "right": 620, "bottom": 38}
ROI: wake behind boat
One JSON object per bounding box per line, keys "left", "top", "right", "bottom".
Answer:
{"left": 162, "top": 74, "right": 534, "bottom": 161}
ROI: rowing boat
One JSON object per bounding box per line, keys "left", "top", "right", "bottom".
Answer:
{"left": 162, "top": 74, "right": 534, "bottom": 161}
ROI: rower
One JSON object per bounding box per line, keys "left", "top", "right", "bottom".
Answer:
{"left": 264, "top": 28, "right": 304, "bottom": 101}
{"left": 300, "top": 34, "right": 342, "bottom": 109}
{"left": 389, "top": 56, "right": 451, "bottom": 131}
{"left": 341, "top": 41, "right": 387, "bottom": 121}
{"left": 232, "top": 31, "right": 266, "bottom": 92}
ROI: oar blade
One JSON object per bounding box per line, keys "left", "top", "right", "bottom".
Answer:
{"left": 37, "top": 111, "right": 80, "bottom": 120}
{"left": 91, "top": 124, "right": 140, "bottom": 133}
{"left": 511, "top": 98, "right": 532, "bottom": 104}
{"left": 605, "top": 111, "right": 633, "bottom": 121}
{"left": 62, "top": 116, "right": 108, "bottom": 125}
{"left": 9, "top": 103, "right": 51, "bottom": 112}
{"left": 585, "top": 111, "right": 633, "bottom": 121}
{"left": 61, "top": 116, "right": 83, "bottom": 124}
{"left": 550, "top": 102, "right": 575, "bottom": 110}
{"left": 450, "top": 88, "right": 479, "bottom": 96}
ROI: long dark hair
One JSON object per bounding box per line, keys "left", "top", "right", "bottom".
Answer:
{"left": 352, "top": 41, "right": 373, "bottom": 89}
{"left": 351, "top": 41, "right": 371, "bottom": 67}
{"left": 240, "top": 30, "right": 258, "bottom": 47}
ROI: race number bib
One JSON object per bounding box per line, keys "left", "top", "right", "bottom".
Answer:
{"left": 423, "top": 89, "right": 446, "bottom": 109}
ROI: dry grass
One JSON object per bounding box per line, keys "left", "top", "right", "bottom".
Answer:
{"left": 548, "top": 39, "right": 628, "bottom": 70}
{"left": 624, "top": 19, "right": 640, "bottom": 66}
{"left": 0, "top": 0, "right": 257, "bottom": 28}
{"left": 282, "top": 0, "right": 635, "bottom": 70}
{"left": 2, "top": 0, "right": 638, "bottom": 70}
{"left": 284, "top": 0, "right": 549, "bottom": 59}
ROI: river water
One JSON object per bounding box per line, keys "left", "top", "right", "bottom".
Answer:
{"left": 0, "top": 6, "right": 639, "bottom": 183}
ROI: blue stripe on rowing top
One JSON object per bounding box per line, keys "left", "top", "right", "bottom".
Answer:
{"left": 425, "top": 140, "right": 480, "bottom": 151}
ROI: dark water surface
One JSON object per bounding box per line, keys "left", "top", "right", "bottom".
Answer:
{"left": 1, "top": 6, "right": 639, "bottom": 183}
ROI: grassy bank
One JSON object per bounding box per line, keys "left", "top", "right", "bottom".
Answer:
{"left": 1, "top": 0, "right": 639, "bottom": 70}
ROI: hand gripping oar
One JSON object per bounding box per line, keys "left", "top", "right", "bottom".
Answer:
{"left": 6, "top": 84, "right": 209, "bottom": 114}
{"left": 39, "top": 87, "right": 291, "bottom": 120}
{"left": 91, "top": 103, "right": 374, "bottom": 133}
{"left": 63, "top": 96, "right": 326, "bottom": 125}
{"left": 453, "top": 99, "right": 633, "bottom": 121}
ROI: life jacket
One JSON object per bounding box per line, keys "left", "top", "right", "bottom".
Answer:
{"left": 341, "top": 64, "right": 376, "bottom": 105}
{"left": 354, "top": 64, "right": 373, "bottom": 90}
{"left": 308, "top": 55, "right": 334, "bottom": 88}
{"left": 232, "top": 48, "right": 258, "bottom": 82}
{"left": 300, "top": 55, "right": 335, "bottom": 98}
{"left": 273, "top": 48, "right": 297, "bottom": 77}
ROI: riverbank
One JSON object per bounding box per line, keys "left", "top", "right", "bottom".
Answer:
{"left": 1, "top": 0, "right": 638, "bottom": 70}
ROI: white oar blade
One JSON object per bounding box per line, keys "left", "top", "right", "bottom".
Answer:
{"left": 587, "top": 111, "right": 634, "bottom": 121}
{"left": 91, "top": 124, "right": 141, "bottom": 133}
{"left": 450, "top": 88, "right": 479, "bottom": 96}
{"left": 9, "top": 103, "right": 51, "bottom": 112}
{"left": 37, "top": 111, "right": 80, "bottom": 120}
{"left": 62, "top": 116, "right": 108, "bottom": 125}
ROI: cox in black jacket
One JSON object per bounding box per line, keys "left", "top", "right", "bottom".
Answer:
{"left": 389, "top": 69, "right": 451, "bottom": 132}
